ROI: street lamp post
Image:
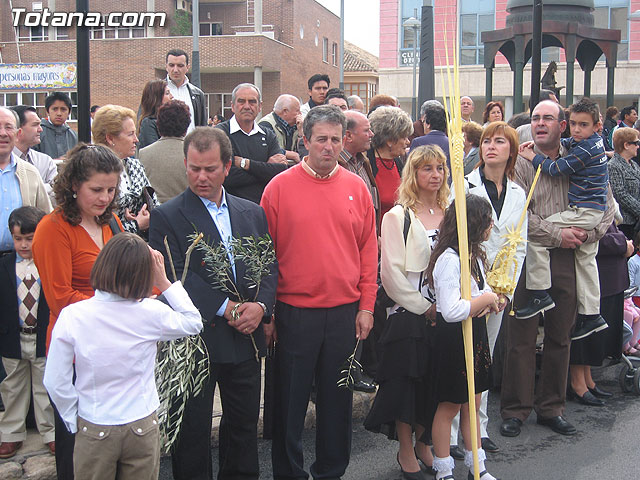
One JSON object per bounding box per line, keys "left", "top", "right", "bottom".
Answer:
{"left": 403, "top": 16, "right": 421, "bottom": 120}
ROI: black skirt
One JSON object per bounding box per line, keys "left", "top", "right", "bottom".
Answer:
{"left": 432, "top": 312, "right": 491, "bottom": 404}
{"left": 363, "top": 309, "right": 437, "bottom": 442}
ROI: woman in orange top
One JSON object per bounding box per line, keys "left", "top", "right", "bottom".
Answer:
{"left": 32, "top": 143, "right": 123, "bottom": 480}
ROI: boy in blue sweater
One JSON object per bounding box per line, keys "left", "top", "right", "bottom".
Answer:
{"left": 518, "top": 97, "right": 608, "bottom": 341}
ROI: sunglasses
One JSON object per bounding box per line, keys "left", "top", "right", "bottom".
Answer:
{"left": 630, "top": 140, "right": 640, "bottom": 146}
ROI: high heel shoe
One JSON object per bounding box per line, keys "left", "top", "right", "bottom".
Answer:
{"left": 414, "top": 446, "right": 437, "bottom": 476}
{"left": 397, "top": 452, "right": 427, "bottom": 480}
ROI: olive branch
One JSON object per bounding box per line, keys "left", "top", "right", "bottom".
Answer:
{"left": 337, "top": 338, "right": 362, "bottom": 391}
{"left": 155, "top": 233, "right": 210, "bottom": 454}
{"left": 188, "top": 231, "right": 276, "bottom": 362}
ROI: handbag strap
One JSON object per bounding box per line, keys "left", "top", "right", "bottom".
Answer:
{"left": 402, "top": 207, "right": 411, "bottom": 244}
{"left": 108, "top": 215, "right": 123, "bottom": 236}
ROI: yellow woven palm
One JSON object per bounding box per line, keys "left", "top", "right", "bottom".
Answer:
{"left": 486, "top": 166, "right": 542, "bottom": 296}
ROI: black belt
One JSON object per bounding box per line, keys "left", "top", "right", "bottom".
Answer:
{"left": 20, "top": 326, "right": 37, "bottom": 334}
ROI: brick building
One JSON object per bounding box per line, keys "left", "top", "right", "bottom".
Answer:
{"left": 379, "top": 0, "right": 640, "bottom": 121}
{"left": 0, "top": 0, "right": 341, "bottom": 125}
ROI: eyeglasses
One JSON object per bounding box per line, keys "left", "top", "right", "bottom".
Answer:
{"left": 530, "top": 115, "right": 559, "bottom": 124}
{"left": 630, "top": 140, "right": 640, "bottom": 146}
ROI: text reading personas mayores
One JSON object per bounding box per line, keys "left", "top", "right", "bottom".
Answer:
{"left": 12, "top": 9, "right": 167, "bottom": 28}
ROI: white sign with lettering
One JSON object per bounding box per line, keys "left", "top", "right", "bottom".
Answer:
{"left": 0, "top": 62, "right": 77, "bottom": 90}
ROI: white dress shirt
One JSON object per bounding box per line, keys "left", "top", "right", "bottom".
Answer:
{"left": 43, "top": 281, "right": 203, "bottom": 433}
{"left": 229, "top": 115, "right": 265, "bottom": 137}
{"left": 167, "top": 75, "right": 196, "bottom": 133}
{"left": 433, "top": 248, "right": 492, "bottom": 323}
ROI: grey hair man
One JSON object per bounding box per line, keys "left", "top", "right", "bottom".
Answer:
{"left": 461, "top": 96, "right": 474, "bottom": 122}
{"left": 262, "top": 105, "right": 377, "bottom": 480}
{"left": 259, "top": 94, "right": 302, "bottom": 164}
{"left": 0, "top": 107, "right": 51, "bottom": 254}
{"left": 347, "top": 95, "right": 365, "bottom": 113}
{"left": 216, "top": 83, "right": 287, "bottom": 203}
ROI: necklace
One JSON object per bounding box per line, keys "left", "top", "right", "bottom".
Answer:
{"left": 81, "top": 220, "right": 101, "bottom": 239}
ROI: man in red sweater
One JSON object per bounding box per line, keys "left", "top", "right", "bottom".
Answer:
{"left": 261, "top": 105, "right": 377, "bottom": 480}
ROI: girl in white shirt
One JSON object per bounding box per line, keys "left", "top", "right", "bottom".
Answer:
{"left": 425, "top": 194, "right": 501, "bottom": 480}
{"left": 44, "top": 233, "right": 203, "bottom": 480}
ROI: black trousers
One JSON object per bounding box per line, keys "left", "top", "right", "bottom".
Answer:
{"left": 171, "top": 358, "right": 261, "bottom": 480}
{"left": 272, "top": 301, "right": 357, "bottom": 480}
{"left": 51, "top": 400, "right": 75, "bottom": 480}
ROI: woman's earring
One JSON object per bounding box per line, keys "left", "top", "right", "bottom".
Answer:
{"left": 72, "top": 192, "right": 77, "bottom": 199}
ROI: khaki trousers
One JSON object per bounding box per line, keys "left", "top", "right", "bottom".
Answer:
{"left": 0, "top": 332, "right": 55, "bottom": 443}
{"left": 526, "top": 206, "right": 603, "bottom": 315}
{"left": 74, "top": 412, "right": 160, "bottom": 480}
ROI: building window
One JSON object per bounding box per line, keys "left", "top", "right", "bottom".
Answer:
{"left": 0, "top": 91, "right": 77, "bottom": 121}
{"left": 18, "top": 26, "right": 49, "bottom": 41}
{"left": 594, "top": 0, "right": 629, "bottom": 61}
{"left": 400, "top": 0, "right": 421, "bottom": 50}
{"left": 323, "top": 37, "right": 329, "bottom": 63}
{"left": 200, "top": 23, "right": 223, "bottom": 36}
{"left": 459, "top": 0, "right": 494, "bottom": 65}
{"left": 55, "top": 26, "right": 69, "bottom": 40}
{"left": 344, "top": 82, "right": 377, "bottom": 112}
{"left": 91, "top": 19, "right": 146, "bottom": 39}
{"left": 332, "top": 42, "right": 338, "bottom": 66}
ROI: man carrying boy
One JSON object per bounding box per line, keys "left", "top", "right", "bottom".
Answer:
{"left": 0, "top": 206, "right": 54, "bottom": 458}
{"left": 518, "top": 97, "right": 608, "bottom": 340}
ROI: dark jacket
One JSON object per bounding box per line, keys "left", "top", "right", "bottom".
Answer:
{"left": 0, "top": 253, "right": 49, "bottom": 359}
{"left": 366, "top": 148, "right": 404, "bottom": 179}
{"left": 148, "top": 188, "right": 277, "bottom": 364}
{"left": 187, "top": 83, "right": 208, "bottom": 127}
{"left": 596, "top": 222, "right": 630, "bottom": 297}
{"left": 35, "top": 118, "right": 78, "bottom": 159}
{"left": 216, "top": 120, "right": 286, "bottom": 204}
{"left": 138, "top": 116, "right": 159, "bottom": 150}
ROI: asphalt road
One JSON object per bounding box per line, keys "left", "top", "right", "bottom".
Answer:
{"left": 159, "top": 358, "right": 640, "bottom": 479}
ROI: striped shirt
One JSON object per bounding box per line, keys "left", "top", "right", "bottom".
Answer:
{"left": 532, "top": 133, "right": 608, "bottom": 211}
{"left": 515, "top": 143, "right": 615, "bottom": 249}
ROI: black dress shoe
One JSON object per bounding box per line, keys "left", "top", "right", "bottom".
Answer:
{"left": 450, "top": 445, "right": 465, "bottom": 460}
{"left": 397, "top": 453, "right": 427, "bottom": 480}
{"left": 588, "top": 384, "right": 613, "bottom": 398}
{"left": 536, "top": 415, "right": 577, "bottom": 435}
{"left": 352, "top": 379, "right": 376, "bottom": 393}
{"left": 571, "top": 315, "right": 608, "bottom": 341}
{"left": 481, "top": 437, "right": 499, "bottom": 453}
{"left": 499, "top": 417, "right": 522, "bottom": 437}
{"left": 414, "top": 447, "right": 437, "bottom": 475}
{"left": 574, "top": 390, "right": 604, "bottom": 407}
{"left": 468, "top": 470, "right": 500, "bottom": 480}
{"left": 515, "top": 293, "right": 555, "bottom": 319}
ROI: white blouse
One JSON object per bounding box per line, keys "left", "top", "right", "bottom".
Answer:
{"left": 43, "top": 281, "right": 203, "bottom": 434}
{"left": 433, "top": 248, "right": 493, "bottom": 323}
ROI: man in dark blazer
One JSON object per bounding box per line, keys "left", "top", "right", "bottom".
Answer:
{"left": 149, "top": 127, "right": 277, "bottom": 480}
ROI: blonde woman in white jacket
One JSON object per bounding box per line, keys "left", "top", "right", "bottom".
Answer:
{"left": 364, "top": 145, "right": 450, "bottom": 480}
{"left": 450, "top": 121, "right": 527, "bottom": 456}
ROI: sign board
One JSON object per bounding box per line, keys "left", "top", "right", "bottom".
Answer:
{"left": 0, "top": 62, "right": 77, "bottom": 90}
{"left": 399, "top": 50, "right": 421, "bottom": 67}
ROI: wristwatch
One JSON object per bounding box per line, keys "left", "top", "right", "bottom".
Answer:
{"left": 240, "top": 157, "right": 248, "bottom": 170}
{"left": 256, "top": 301, "right": 271, "bottom": 323}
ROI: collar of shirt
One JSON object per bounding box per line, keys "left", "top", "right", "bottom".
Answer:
{"left": 230, "top": 116, "right": 265, "bottom": 136}
{"left": 301, "top": 158, "right": 340, "bottom": 179}
{"left": 12, "top": 146, "right": 30, "bottom": 163}
{"left": 94, "top": 290, "right": 130, "bottom": 302}
{"left": 307, "top": 98, "right": 319, "bottom": 109}
{"left": 166, "top": 74, "right": 190, "bottom": 90}
{"left": 15, "top": 252, "right": 28, "bottom": 263}
{"left": 0, "top": 152, "right": 17, "bottom": 173}
{"left": 465, "top": 146, "right": 478, "bottom": 158}
{"left": 273, "top": 112, "right": 296, "bottom": 137}
{"left": 198, "top": 187, "right": 229, "bottom": 212}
